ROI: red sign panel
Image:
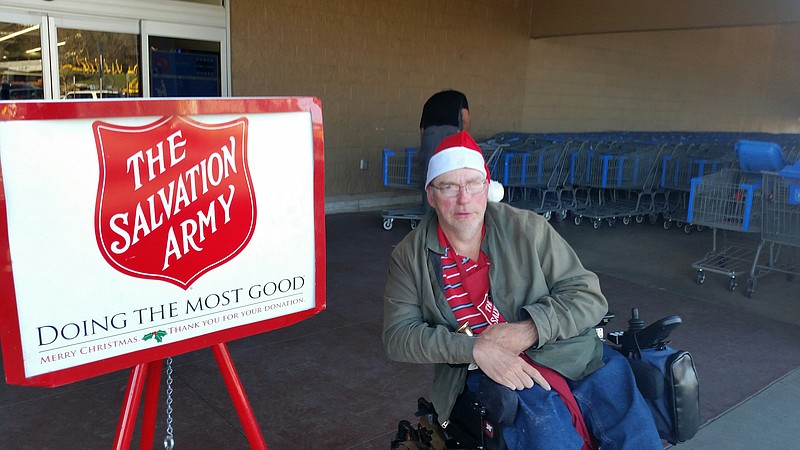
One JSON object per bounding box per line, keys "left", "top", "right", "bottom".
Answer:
{"left": 94, "top": 116, "right": 256, "bottom": 289}
{"left": 0, "top": 98, "right": 325, "bottom": 387}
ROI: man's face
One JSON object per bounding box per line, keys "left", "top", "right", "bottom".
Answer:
{"left": 427, "top": 168, "right": 488, "bottom": 237}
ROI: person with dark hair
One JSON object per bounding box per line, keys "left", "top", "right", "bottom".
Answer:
{"left": 383, "top": 131, "right": 661, "bottom": 449}
{"left": 418, "top": 90, "right": 470, "bottom": 209}
{"left": 1, "top": 83, "right": 11, "bottom": 100}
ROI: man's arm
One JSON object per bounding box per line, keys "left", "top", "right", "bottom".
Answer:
{"left": 383, "top": 247, "right": 475, "bottom": 365}
{"left": 383, "top": 249, "right": 548, "bottom": 390}
{"left": 521, "top": 220, "right": 608, "bottom": 346}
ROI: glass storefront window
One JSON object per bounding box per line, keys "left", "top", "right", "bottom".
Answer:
{"left": 2, "top": 2, "right": 227, "bottom": 100}
{"left": 149, "top": 36, "right": 220, "bottom": 97}
{"left": 57, "top": 28, "right": 141, "bottom": 98}
{"left": 0, "top": 21, "right": 44, "bottom": 100}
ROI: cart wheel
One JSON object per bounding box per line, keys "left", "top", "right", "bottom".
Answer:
{"left": 696, "top": 225, "right": 705, "bottom": 232}
{"left": 649, "top": 214, "right": 658, "bottom": 225}
{"left": 663, "top": 220, "right": 671, "bottom": 230}
{"left": 558, "top": 210, "right": 568, "bottom": 222}
{"left": 410, "top": 220, "right": 418, "bottom": 230}
{"left": 746, "top": 278, "right": 755, "bottom": 298}
{"left": 592, "top": 220, "right": 601, "bottom": 230}
{"left": 622, "top": 216, "right": 631, "bottom": 226}
{"left": 696, "top": 270, "right": 705, "bottom": 285}
{"left": 635, "top": 215, "right": 645, "bottom": 224}
{"left": 729, "top": 277, "right": 738, "bottom": 291}
{"left": 382, "top": 218, "right": 394, "bottom": 231}
{"left": 683, "top": 224, "right": 692, "bottom": 234}
{"left": 574, "top": 216, "right": 583, "bottom": 226}
{"left": 675, "top": 221, "right": 684, "bottom": 228}
{"left": 543, "top": 211, "right": 552, "bottom": 221}
{"left": 607, "top": 218, "right": 616, "bottom": 227}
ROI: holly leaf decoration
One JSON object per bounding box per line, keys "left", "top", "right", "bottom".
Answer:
{"left": 143, "top": 330, "right": 168, "bottom": 343}
{"left": 154, "top": 330, "right": 167, "bottom": 342}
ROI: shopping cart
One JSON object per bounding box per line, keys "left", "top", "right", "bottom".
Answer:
{"left": 495, "top": 138, "right": 571, "bottom": 221}
{"left": 746, "top": 167, "right": 800, "bottom": 296}
{"left": 380, "top": 147, "right": 425, "bottom": 230}
{"left": 659, "top": 143, "right": 734, "bottom": 233}
{"left": 687, "top": 168, "right": 767, "bottom": 291}
{"left": 569, "top": 140, "right": 664, "bottom": 229}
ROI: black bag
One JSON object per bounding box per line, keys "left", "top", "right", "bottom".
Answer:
{"left": 389, "top": 395, "right": 504, "bottom": 450}
{"left": 436, "top": 389, "right": 504, "bottom": 450}
{"left": 628, "top": 346, "right": 700, "bottom": 444}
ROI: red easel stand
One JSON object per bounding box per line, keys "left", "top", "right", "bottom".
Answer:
{"left": 113, "top": 342, "right": 267, "bottom": 449}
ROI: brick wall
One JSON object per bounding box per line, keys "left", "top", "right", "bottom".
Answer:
{"left": 523, "top": 24, "right": 800, "bottom": 134}
{"left": 230, "top": 0, "right": 532, "bottom": 196}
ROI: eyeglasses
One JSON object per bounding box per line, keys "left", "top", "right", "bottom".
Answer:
{"left": 430, "top": 180, "right": 487, "bottom": 198}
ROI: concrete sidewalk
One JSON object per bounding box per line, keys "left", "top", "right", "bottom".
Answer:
{"left": 2, "top": 209, "right": 799, "bottom": 449}
{"left": 671, "top": 367, "right": 800, "bottom": 450}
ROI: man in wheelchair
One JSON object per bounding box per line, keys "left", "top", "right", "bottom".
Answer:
{"left": 383, "top": 131, "right": 662, "bottom": 449}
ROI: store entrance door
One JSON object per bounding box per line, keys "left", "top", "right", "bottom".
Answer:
{"left": 142, "top": 21, "right": 228, "bottom": 98}
{"left": 149, "top": 36, "right": 220, "bottom": 97}
{"left": 0, "top": 12, "right": 45, "bottom": 100}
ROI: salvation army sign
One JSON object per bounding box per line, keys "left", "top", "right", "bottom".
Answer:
{"left": 0, "top": 98, "right": 326, "bottom": 387}
{"left": 94, "top": 115, "right": 255, "bottom": 288}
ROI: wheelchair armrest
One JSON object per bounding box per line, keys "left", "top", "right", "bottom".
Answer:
{"left": 597, "top": 312, "right": 615, "bottom": 327}
{"left": 635, "top": 315, "right": 682, "bottom": 349}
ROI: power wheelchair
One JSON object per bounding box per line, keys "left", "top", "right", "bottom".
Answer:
{"left": 391, "top": 309, "right": 700, "bottom": 450}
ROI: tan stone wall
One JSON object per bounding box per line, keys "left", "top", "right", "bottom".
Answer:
{"left": 523, "top": 24, "right": 800, "bottom": 134}
{"left": 230, "top": 0, "right": 532, "bottom": 196}
{"left": 230, "top": 2, "right": 800, "bottom": 198}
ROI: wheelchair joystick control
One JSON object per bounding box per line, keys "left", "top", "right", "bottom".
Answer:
{"left": 627, "top": 308, "right": 644, "bottom": 332}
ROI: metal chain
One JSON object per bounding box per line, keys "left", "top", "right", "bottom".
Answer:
{"left": 163, "top": 357, "right": 175, "bottom": 450}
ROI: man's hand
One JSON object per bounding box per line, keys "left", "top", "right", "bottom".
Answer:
{"left": 472, "top": 321, "right": 550, "bottom": 391}
{"left": 480, "top": 319, "right": 539, "bottom": 355}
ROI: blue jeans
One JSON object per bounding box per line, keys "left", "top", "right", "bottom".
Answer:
{"left": 466, "top": 344, "right": 662, "bottom": 450}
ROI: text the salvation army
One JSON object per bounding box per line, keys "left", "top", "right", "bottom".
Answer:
{"left": 106, "top": 129, "right": 239, "bottom": 269}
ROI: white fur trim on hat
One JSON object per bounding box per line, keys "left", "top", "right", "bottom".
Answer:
{"left": 488, "top": 180, "right": 504, "bottom": 202}
{"left": 425, "top": 146, "right": 487, "bottom": 188}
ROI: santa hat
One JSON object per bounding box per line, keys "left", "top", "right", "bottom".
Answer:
{"left": 426, "top": 131, "right": 504, "bottom": 202}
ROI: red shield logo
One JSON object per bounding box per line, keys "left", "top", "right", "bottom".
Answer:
{"left": 94, "top": 115, "right": 256, "bottom": 289}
